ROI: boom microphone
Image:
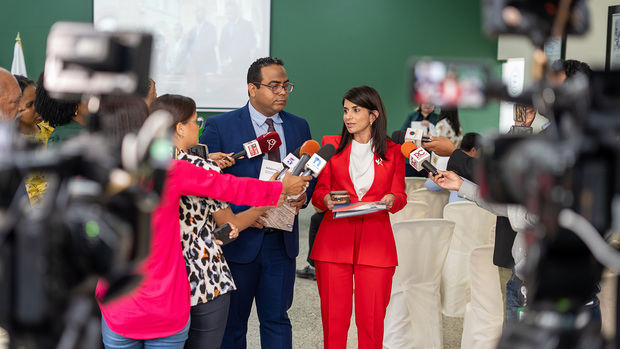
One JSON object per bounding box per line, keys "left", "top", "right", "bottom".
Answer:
{"left": 289, "top": 140, "right": 321, "bottom": 176}
{"left": 231, "top": 132, "right": 282, "bottom": 159}
{"left": 400, "top": 143, "right": 438, "bottom": 175}
{"left": 301, "top": 144, "right": 336, "bottom": 177}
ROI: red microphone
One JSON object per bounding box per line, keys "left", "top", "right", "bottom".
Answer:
{"left": 401, "top": 143, "right": 438, "bottom": 175}
{"left": 232, "top": 132, "right": 282, "bottom": 159}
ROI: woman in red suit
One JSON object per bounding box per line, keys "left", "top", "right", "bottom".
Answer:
{"left": 311, "top": 85, "right": 406, "bottom": 348}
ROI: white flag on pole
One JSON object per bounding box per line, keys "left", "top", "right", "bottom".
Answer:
{"left": 11, "top": 32, "right": 27, "bottom": 77}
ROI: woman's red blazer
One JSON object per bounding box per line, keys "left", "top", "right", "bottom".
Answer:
{"left": 310, "top": 136, "right": 407, "bottom": 267}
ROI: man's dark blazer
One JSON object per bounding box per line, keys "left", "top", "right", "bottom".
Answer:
{"left": 447, "top": 149, "right": 516, "bottom": 269}
{"left": 199, "top": 103, "right": 313, "bottom": 263}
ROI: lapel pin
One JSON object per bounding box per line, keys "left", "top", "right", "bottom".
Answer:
{"left": 375, "top": 158, "right": 383, "bottom": 166}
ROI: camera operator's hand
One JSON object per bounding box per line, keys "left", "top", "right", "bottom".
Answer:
{"left": 281, "top": 172, "right": 312, "bottom": 196}
{"left": 422, "top": 136, "right": 456, "bottom": 157}
{"left": 429, "top": 170, "right": 464, "bottom": 191}
{"left": 209, "top": 152, "right": 236, "bottom": 169}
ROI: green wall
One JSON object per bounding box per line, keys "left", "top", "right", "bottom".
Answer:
{"left": 0, "top": 0, "right": 499, "bottom": 139}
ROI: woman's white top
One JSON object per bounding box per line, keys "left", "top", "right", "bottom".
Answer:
{"left": 349, "top": 139, "right": 375, "bottom": 200}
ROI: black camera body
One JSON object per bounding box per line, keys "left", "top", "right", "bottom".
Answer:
{"left": 411, "top": 1, "right": 620, "bottom": 348}
{"left": 0, "top": 22, "right": 165, "bottom": 348}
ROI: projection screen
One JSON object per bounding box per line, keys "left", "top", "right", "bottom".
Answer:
{"left": 94, "top": 0, "right": 271, "bottom": 111}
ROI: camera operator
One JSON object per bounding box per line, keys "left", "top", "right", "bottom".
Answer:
{"left": 422, "top": 59, "right": 601, "bottom": 327}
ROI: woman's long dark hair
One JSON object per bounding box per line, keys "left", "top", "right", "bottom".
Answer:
{"left": 336, "top": 86, "right": 388, "bottom": 159}
{"left": 438, "top": 108, "right": 461, "bottom": 137}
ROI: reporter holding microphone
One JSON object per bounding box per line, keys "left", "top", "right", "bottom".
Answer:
{"left": 310, "top": 86, "right": 406, "bottom": 349}
{"left": 96, "top": 95, "right": 310, "bottom": 349}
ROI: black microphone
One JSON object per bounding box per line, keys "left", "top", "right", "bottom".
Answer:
{"left": 275, "top": 146, "right": 302, "bottom": 180}
{"left": 301, "top": 144, "right": 336, "bottom": 177}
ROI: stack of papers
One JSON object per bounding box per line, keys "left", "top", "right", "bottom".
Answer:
{"left": 332, "top": 201, "right": 387, "bottom": 219}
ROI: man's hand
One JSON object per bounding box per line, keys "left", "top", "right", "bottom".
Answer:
{"left": 421, "top": 136, "right": 456, "bottom": 157}
{"left": 379, "top": 193, "right": 396, "bottom": 210}
{"left": 287, "top": 192, "right": 307, "bottom": 214}
{"left": 281, "top": 172, "right": 312, "bottom": 196}
{"left": 429, "top": 170, "right": 464, "bottom": 191}
{"left": 209, "top": 152, "right": 236, "bottom": 169}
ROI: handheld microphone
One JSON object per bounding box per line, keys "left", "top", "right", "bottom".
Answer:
{"left": 275, "top": 146, "right": 302, "bottom": 180}
{"left": 400, "top": 143, "right": 438, "bottom": 175}
{"left": 290, "top": 140, "right": 321, "bottom": 176}
{"left": 391, "top": 130, "right": 431, "bottom": 145}
{"left": 231, "top": 132, "right": 282, "bottom": 159}
{"left": 301, "top": 144, "right": 336, "bottom": 177}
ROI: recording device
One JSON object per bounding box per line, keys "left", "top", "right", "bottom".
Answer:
{"left": 0, "top": 22, "right": 163, "bottom": 348}
{"left": 330, "top": 190, "right": 351, "bottom": 204}
{"left": 212, "top": 223, "right": 235, "bottom": 246}
{"left": 187, "top": 144, "right": 209, "bottom": 160}
{"left": 290, "top": 140, "right": 321, "bottom": 176}
{"left": 410, "top": 2, "right": 620, "bottom": 349}
{"left": 400, "top": 143, "right": 438, "bottom": 175}
{"left": 231, "top": 132, "right": 282, "bottom": 160}
{"left": 410, "top": 58, "right": 491, "bottom": 108}
{"left": 390, "top": 130, "right": 432, "bottom": 145}
{"left": 275, "top": 146, "right": 301, "bottom": 180}
{"left": 301, "top": 144, "right": 337, "bottom": 177}
{"left": 44, "top": 22, "right": 153, "bottom": 100}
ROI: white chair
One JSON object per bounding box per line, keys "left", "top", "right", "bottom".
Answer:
{"left": 405, "top": 177, "right": 428, "bottom": 196}
{"left": 461, "top": 245, "right": 503, "bottom": 349}
{"left": 407, "top": 188, "right": 450, "bottom": 218}
{"left": 390, "top": 200, "right": 430, "bottom": 224}
{"left": 600, "top": 269, "right": 617, "bottom": 338}
{"left": 384, "top": 219, "right": 456, "bottom": 349}
{"left": 441, "top": 202, "right": 497, "bottom": 317}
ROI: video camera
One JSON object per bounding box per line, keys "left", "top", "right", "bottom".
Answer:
{"left": 410, "top": 1, "right": 620, "bottom": 348}
{"left": 0, "top": 22, "right": 170, "bottom": 349}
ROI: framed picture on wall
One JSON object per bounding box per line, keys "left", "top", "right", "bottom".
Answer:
{"left": 606, "top": 5, "right": 620, "bottom": 71}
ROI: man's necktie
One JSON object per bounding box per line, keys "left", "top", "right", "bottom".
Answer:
{"left": 264, "top": 118, "right": 281, "bottom": 162}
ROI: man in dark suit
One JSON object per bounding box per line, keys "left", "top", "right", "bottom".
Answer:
{"left": 200, "top": 57, "right": 312, "bottom": 349}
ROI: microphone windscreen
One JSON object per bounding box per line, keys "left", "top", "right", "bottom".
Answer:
{"left": 400, "top": 143, "right": 417, "bottom": 158}
{"left": 293, "top": 146, "right": 301, "bottom": 158}
{"left": 256, "top": 132, "right": 282, "bottom": 153}
{"left": 391, "top": 130, "right": 406, "bottom": 144}
{"left": 300, "top": 140, "right": 320, "bottom": 157}
{"left": 315, "top": 143, "right": 336, "bottom": 162}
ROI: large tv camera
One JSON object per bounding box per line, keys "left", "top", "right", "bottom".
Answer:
{"left": 0, "top": 22, "right": 172, "bottom": 348}
{"left": 411, "top": 1, "right": 620, "bottom": 348}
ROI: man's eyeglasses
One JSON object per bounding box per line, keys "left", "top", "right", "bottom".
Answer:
{"left": 253, "top": 82, "right": 294, "bottom": 94}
